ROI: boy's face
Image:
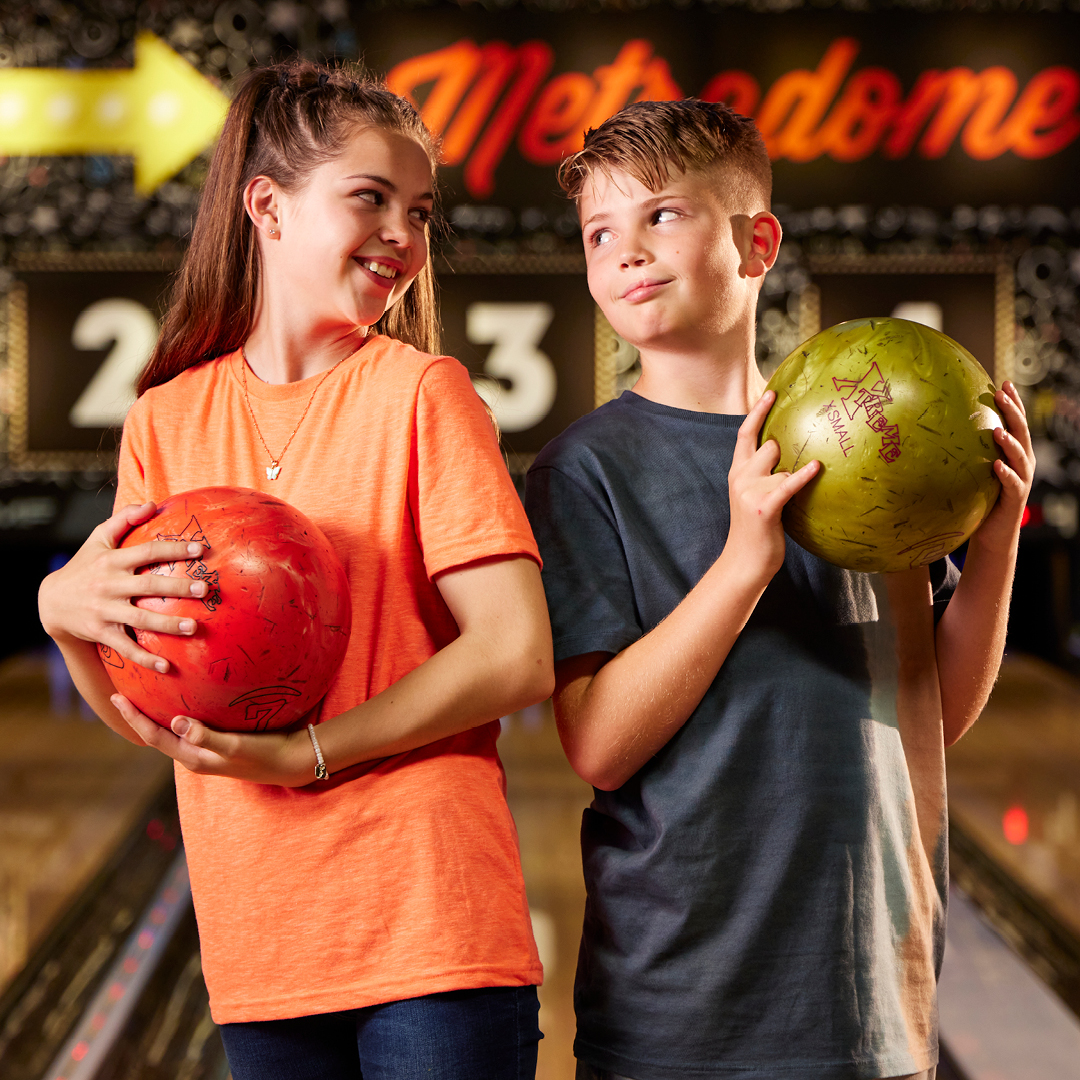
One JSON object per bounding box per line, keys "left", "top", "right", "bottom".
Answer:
{"left": 579, "top": 166, "right": 771, "bottom": 356}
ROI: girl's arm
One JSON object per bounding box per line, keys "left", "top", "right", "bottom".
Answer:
{"left": 935, "top": 381, "right": 1034, "bottom": 746}
{"left": 111, "top": 553, "right": 555, "bottom": 784}
{"left": 39, "top": 501, "right": 213, "bottom": 745}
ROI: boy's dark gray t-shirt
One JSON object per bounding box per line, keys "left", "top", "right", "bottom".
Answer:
{"left": 525, "top": 391, "right": 957, "bottom": 1080}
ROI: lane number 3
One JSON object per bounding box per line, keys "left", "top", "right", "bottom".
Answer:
{"left": 467, "top": 302, "right": 557, "bottom": 433}
{"left": 69, "top": 298, "right": 160, "bottom": 428}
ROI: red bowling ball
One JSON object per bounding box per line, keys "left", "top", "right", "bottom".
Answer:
{"left": 100, "top": 487, "right": 351, "bottom": 732}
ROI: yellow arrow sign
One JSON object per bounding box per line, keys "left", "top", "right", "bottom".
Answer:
{"left": 0, "top": 32, "right": 229, "bottom": 194}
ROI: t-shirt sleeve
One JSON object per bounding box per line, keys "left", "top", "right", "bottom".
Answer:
{"left": 931, "top": 554, "right": 961, "bottom": 624}
{"left": 525, "top": 461, "right": 642, "bottom": 663}
{"left": 411, "top": 357, "right": 539, "bottom": 579}
{"left": 114, "top": 394, "right": 151, "bottom": 512}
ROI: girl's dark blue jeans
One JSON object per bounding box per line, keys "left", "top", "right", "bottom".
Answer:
{"left": 219, "top": 984, "right": 542, "bottom": 1080}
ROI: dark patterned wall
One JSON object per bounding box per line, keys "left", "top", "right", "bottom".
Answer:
{"left": 0, "top": 0, "right": 1078, "bottom": 659}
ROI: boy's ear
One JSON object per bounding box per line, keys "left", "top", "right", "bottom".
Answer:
{"left": 739, "top": 212, "right": 783, "bottom": 280}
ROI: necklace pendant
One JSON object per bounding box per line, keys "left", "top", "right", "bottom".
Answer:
{"left": 266, "top": 463, "right": 281, "bottom": 480}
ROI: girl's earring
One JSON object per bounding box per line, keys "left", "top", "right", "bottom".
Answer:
{"left": 269, "top": 228, "right": 278, "bottom": 237}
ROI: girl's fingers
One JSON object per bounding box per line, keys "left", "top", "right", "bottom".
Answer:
{"left": 111, "top": 693, "right": 168, "bottom": 742}
{"left": 114, "top": 699, "right": 300, "bottom": 785}
{"left": 119, "top": 571, "right": 209, "bottom": 602}
{"left": 112, "top": 696, "right": 223, "bottom": 772}
{"left": 171, "top": 715, "right": 237, "bottom": 760}
{"left": 115, "top": 539, "right": 204, "bottom": 571}
{"left": 100, "top": 592, "right": 197, "bottom": 637}
{"left": 99, "top": 625, "right": 171, "bottom": 673}
{"left": 96, "top": 502, "right": 157, "bottom": 547}
{"left": 120, "top": 602, "right": 198, "bottom": 638}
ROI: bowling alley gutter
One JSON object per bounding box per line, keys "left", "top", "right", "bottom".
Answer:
{"left": 0, "top": 782, "right": 194, "bottom": 1080}
{"left": 39, "top": 854, "right": 191, "bottom": 1080}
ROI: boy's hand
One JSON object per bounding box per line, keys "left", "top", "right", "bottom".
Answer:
{"left": 111, "top": 693, "right": 316, "bottom": 787}
{"left": 726, "top": 391, "right": 820, "bottom": 581}
{"left": 971, "top": 381, "right": 1035, "bottom": 555}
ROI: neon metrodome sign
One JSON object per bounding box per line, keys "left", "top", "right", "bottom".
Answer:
{"left": 387, "top": 37, "right": 1080, "bottom": 200}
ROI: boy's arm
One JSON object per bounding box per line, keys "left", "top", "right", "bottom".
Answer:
{"left": 554, "top": 393, "right": 819, "bottom": 791}
{"left": 935, "top": 381, "right": 1034, "bottom": 747}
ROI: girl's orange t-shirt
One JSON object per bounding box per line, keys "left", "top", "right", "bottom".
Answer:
{"left": 115, "top": 337, "right": 544, "bottom": 1023}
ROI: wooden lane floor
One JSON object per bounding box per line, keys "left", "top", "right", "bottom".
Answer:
{"left": 499, "top": 702, "right": 594, "bottom": 1080}
{"left": 6, "top": 645, "right": 1080, "bottom": 1078}
{"left": 0, "top": 647, "right": 172, "bottom": 995}
{"left": 0, "top": 652, "right": 591, "bottom": 1080}
{"left": 946, "top": 652, "right": 1080, "bottom": 944}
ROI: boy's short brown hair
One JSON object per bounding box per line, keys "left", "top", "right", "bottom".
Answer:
{"left": 559, "top": 99, "right": 772, "bottom": 213}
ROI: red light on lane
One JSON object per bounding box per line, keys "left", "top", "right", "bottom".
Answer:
{"left": 1003, "top": 805, "right": 1029, "bottom": 844}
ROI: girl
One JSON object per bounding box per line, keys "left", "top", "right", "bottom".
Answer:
{"left": 38, "top": 61, "right": 553, "bottom": 1080}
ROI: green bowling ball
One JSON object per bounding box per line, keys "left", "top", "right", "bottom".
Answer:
{"left": 760, "top": 317, "right": 1003, "bottom": 573}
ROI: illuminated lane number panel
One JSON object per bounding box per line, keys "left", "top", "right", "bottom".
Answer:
{"left": 10, "top": 265, "right": 598, "bottom": 470}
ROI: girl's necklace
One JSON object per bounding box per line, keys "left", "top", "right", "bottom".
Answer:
{"left": 239, "top": 346, "right": 346, "bottom": 481}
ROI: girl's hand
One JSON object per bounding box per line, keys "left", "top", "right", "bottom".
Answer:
{"left": 39, "top": 502, "right": 210, "bottom": 673}
{"left": 111, "top": 694, "right": 316, "bottom": 787}
{"left": 972, "top": 381, "right": 1035, "bottom": 555}
{"left": 725, "top": 391, "right": 820, "bottom": 582}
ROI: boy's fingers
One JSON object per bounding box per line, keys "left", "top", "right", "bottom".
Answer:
{"left": 735, "top": 392, "right": 776, "bottom": 458}
{"left": 993, "top": 427, "right": 1034, "bottom": 480}
{"left": 996, "top": 391, "right": 1035, "bottom": 464}
{"left": 752, "top": 438, "right": 783, "bottom": 472}
{"left": 993, "top": 458, "right": 1028, "bottom": 495}
{"left": 765, "top": 460, "right": 820, "bottom": 509}
{"left": 1001, "top": 380, "right": 1026, "bottom": 416}
{"left": 996, "top": 387, "right": 1031, "bottom": 435}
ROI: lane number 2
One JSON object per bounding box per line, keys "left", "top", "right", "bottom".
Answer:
{"left": 69, "top": 298, "right": 160, "bottom": 428}
{"left": 467, "top": 302, "right": 557, "bottom": 433}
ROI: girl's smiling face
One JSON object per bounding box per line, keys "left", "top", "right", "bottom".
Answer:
{"left": 270, "top": 125, "right": 434, "bottom": 333}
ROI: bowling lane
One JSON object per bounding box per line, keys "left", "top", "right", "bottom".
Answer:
{"left": 16, "top": 651, "right": 1078, "bottom": 1080}
{"left": 0, "top": 686, "right": 590, "bottom": 1080}
{"left": 946, "top": 652, "right": 1080, "bottom": 944}
{"left": 0, "top": 647, "right": 172, "bottom": 995}
{"left": 499, "top": 702, "right": 594, "bottom": 1080}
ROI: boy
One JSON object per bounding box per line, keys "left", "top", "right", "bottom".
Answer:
{"left": 524, "top": 100, "right": 1033, "bottom": 1080}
